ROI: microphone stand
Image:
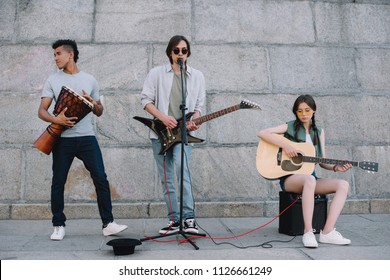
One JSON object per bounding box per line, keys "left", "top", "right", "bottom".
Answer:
{"left": 140, "top": 59, "right": 205, "bottom": 250}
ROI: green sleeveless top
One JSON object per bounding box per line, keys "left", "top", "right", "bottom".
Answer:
{"left": 284, "top": 120, "right": 323, "bottom": 158}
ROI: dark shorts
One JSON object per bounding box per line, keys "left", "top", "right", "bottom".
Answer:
{"left": 279, "top": 171, "right": 319, "bottom": 191}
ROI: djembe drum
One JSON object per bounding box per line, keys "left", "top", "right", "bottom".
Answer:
{"left": 34, "top": 86, "right": 94, "bottom": 155}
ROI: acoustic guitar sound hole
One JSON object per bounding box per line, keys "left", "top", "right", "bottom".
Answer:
{"left": 291, "top": 154, "right": 303, "bottom": 165}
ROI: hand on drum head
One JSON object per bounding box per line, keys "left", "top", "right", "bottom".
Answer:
{"left": 82, "top": 90, "right": 101, "bottom": 116}
{"left": 82, "top": 90, "right": 94, "bottom": 103}
{"left": 57, "top": 107, "right": 78, "bottom": 128}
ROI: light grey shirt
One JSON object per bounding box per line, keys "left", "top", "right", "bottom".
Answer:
{"left": 141, "top": 63, "right": 206, "bottom": 139}
{"left": 168, "top": 74, "right": 186, "bottom": 119}
{"left": 41, "top": 70, "right": 99, "bottom": 137}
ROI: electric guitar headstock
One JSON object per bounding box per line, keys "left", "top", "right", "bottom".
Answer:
{"left": 240, "top": 99, "right": 262, "bottom": 110}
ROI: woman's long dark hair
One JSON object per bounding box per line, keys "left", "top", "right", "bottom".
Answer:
{"left": 292, "top": 94, "right": 319, "bottom": 145}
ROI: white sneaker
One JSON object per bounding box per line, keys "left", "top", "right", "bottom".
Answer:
{"left": 183, "top": 218, "right": 199, "bottom": 234}
{"left": 50, "top": 226, "right": 65, "bottom": 241}
{"left": 302, "top": 231, "right": 318, "bottom": 248}
{"left": 102, "top": 221, "right": 128, "bottom": 236}
{"left": 159, "top": 221, "right": 180, "bottom": 235}
{"left": 319, "top": 228, "right": 351, "bottom": 245}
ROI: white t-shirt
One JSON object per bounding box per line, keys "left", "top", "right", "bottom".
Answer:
{"left": 306, "top": 134, "right": 313, "bottom": 144}
{"left": 41, "top": 70, "right": 99, "bottom": 137}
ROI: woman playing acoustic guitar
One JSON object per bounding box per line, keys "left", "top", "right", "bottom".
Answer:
{"left": 257, "top": 94, "right": 352, "bottom": 248}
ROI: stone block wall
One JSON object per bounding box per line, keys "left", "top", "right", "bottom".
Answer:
{"left": 0, "top": 0, "right": 389, "bottom": 219}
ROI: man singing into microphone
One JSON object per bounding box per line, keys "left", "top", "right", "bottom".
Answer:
{"left": 140, "top": 35, "right": 206, "bottom": 234}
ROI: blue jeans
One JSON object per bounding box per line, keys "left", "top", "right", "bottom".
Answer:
{"left": 51, "top": 136, "right": 113, "bottom": 226}
{"left": 152, "top": 139, "right": 195, "bottom": 222}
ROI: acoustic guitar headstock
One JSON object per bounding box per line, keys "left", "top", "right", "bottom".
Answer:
{"left": 359, "top": 161, "right": 379, "bottom": 173}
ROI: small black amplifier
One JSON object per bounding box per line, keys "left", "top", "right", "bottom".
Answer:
{"left": 278, "top": 191, "right": 328, "bottom": 236}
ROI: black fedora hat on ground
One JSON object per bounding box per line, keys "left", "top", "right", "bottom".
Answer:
{"left": 106, "top": 238, "right": 142, "bottom": 255}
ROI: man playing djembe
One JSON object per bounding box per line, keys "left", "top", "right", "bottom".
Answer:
{"left": 37, "top": 39, "right": 128, "bottom": 240}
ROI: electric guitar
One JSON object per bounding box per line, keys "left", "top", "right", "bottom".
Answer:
{"left": 134, "top": 100, "right": 261, "bottom": 155}
{"left": 256, "top": 134, "right": 379, "bottom": 179}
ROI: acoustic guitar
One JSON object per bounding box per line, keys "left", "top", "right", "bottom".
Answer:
{"left": 256, "top": 134, "right": 378, "bottom": 179}
{"left": 134, "top": 100, "right": 261, "bottom": 155}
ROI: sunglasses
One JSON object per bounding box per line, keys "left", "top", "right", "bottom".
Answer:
{"left": 173, "top": 48, "right": 188, "bottom": 55}
{"left": 296, "top": 108, "right": 313, "bottom": 116}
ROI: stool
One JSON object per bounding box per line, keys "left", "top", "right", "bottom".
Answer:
{"left": 278, "top": 191, "right": 328, "bottom": 236}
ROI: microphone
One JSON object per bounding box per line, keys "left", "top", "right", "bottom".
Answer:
{"left": 177, "top": 58, "right": 183, "bottom": 67}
